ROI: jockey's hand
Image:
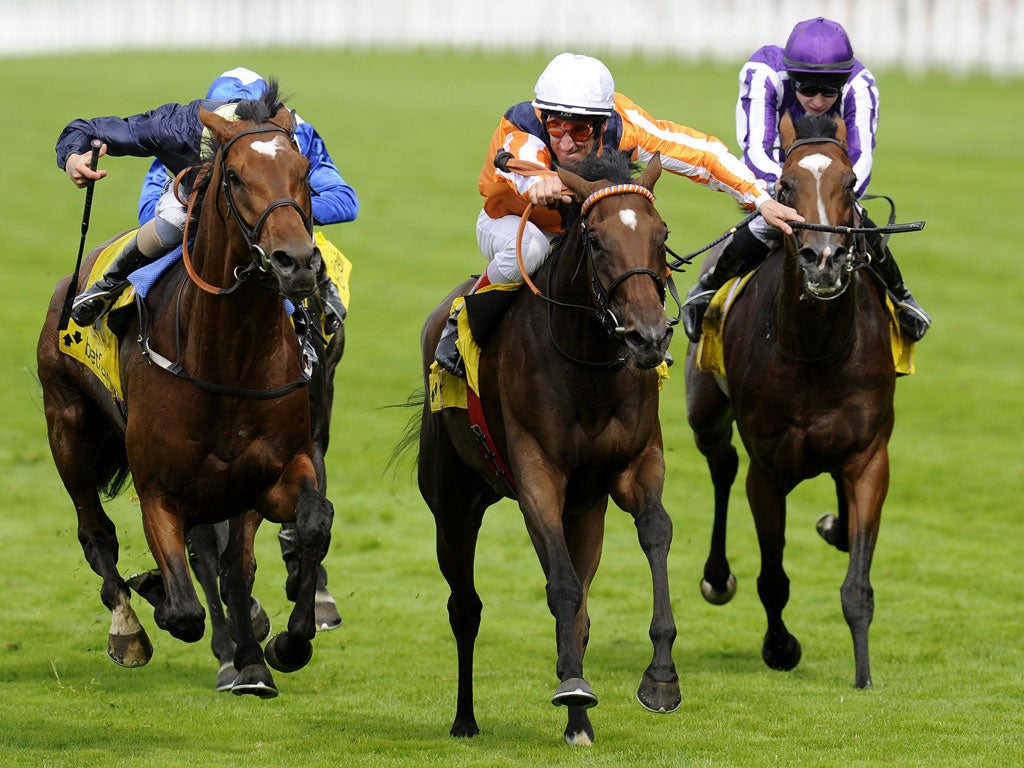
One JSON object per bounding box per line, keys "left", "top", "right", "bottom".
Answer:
{"left": 758, "top": 198, "right": 803, "bottom": 236}
{"left": 65, "top": 144, "right": 108, "bottom": 188}
{"left": 527, "top": 174, "right": 572, "bottom": 208}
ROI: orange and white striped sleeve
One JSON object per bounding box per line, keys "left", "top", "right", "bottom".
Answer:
{"left": 477, "top": 116, "right": 562, "bottom": 231}
{"left": 616, "top": 93, "right": 770, "bottom": 211}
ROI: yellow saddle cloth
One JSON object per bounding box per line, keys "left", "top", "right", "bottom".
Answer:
{"left": 58, "top": 230, "right": 352, "bottom": 402}
{"left": 695, "top": 274, "right": 915, "bottom": 377}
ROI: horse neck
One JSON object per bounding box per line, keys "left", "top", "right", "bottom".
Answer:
{"left": 179, "top": 206, "right": 294, "bottom": 380}
{"left": 774, "top": 246, "right": 858, "bottom": 362}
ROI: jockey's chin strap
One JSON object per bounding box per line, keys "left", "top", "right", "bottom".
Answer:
{"left": 180, "top": 123, "right": 314, "bottom": 296}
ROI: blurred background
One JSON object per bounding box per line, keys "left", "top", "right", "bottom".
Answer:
{"left": 3, "top": 0, "right": 1023, "bottom": 77}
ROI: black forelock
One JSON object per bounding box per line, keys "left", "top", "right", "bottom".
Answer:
{"left": 793, "top": 114, "right": 840, "bottom": 142}
{"left": 234, "top": 77, "right": 287, "bottom": 123}
{"left": 571, "top": 149, "right": 639, "bottom": 184}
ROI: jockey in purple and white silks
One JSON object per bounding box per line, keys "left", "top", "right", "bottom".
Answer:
{"left": 682, "top": 17, "right": 930, "bottom": 344}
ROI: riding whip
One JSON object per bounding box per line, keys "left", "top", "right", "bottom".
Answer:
{"left": 58, "top": 139, "right": 103, "bottom": 330}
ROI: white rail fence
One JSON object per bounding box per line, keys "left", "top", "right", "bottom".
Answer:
{"left": 2, "top": 0, "right": 1022, "bottom": 76}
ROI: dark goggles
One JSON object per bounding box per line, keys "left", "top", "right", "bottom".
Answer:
{"left": 793, "top": 80, "right": 842, "bottom": 98}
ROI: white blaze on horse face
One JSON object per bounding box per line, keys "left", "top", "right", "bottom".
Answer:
{"left": 251, "top": 136, "right": 289, "bottom": 158}
{"left": 619, "top": 209, "right": 638, "bottom": 231}
{"left": 798, "top": 153, "right": 833, "bottom": 225}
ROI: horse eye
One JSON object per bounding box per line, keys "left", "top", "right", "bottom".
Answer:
{"left": 225, "top": 169, "right": 242, "bottom": 188}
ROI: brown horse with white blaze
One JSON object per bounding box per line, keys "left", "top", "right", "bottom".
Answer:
{"left": 685, "top": 113, "right": 901, "bottom": 689}
{"left": 37, "top": 83, "right": 333, "bottom": 697}
{"left": 418, "top": 150, "right": 680, "bottom": 745}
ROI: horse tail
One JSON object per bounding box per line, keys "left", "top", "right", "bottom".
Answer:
{"left": 93, "top": 430, "right": 132, "bottom": 500}
{"left": 386, "top": 387, "right": 426, "bottom": 478}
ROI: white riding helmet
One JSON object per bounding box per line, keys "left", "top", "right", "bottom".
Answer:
{"left": 532, "top": 53, "right": 615, "bottom": 117}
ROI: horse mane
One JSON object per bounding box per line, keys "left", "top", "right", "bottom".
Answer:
{"left": 572, "top": 149, "right": 640, "bottom": 184}
{"left": 234, "top": 78, "right": 287, "bottom": 123}
{"left": 793, "top": 114, "right": 839, "bottom": 142}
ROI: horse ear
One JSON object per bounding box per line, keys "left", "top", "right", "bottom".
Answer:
{"left": 199, "top": 106, "right": 234, "bottom": 143}
{"left": 270, "top": 105, "right": 294, "bottom": 134}
{"left": 832, "top": 116, "right": 848, "bottom": 147}
{"left": 779, "top": 111, "right": 797, "bottom": 152}
{"left": 556, "top": 166, "right": 601, "bottom": 202}
{"left": 637, "top": 151, "right": 662, "bottom": 191}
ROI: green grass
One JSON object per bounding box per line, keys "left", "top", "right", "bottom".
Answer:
{"left": 1, "top": 50, "right": 1022, "bottom": 767}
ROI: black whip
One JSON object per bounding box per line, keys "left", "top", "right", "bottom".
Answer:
{"left": 58, "top": 140, "right": 103, "bottom": 330}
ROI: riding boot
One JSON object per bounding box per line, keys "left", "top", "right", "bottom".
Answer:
{"left": 435, "top": 273, "right": 493, "bottom": 378}
{"left": 318, "top": 273, "right": 346, "bottom": 335}
{"left": 682, "top": 225, "right": 771, "bottom": 342}
{"left": 71, "top": 234, "right": 151, "bottom": 326}
{"left": 868, "top": 235, "right": 931, "bottom": 342}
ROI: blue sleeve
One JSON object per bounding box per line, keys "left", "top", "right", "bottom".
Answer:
{"left": 295, "top": 120, "right": 359, "bottom": 226}
{"left": 55, "top": 101, "right": 205, "bottom": 173}
{"left": 138, "top": 158, "right": 169, "bottom": 225}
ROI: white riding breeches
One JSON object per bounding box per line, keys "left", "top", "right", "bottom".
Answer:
{"left": 476, "top": 209, "right": 557, "bottom": 284}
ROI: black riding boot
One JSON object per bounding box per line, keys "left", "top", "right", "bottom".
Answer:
{"left": 682, "top": 226, "right": 771, "bottom": 342}
{"left": 867, "top": 234, "right": 930, "bottom": 342}
{"left": 318, "top": 273, "right": 346, "bottom": 335}
{"left": 435, "top": 277, "right": 520, "bottom": 379}
{"left": 71, "top": 235, "right": 150, "bottom": 326}
{"left": 435, "top": 309, "right": 465, "bottom": 377}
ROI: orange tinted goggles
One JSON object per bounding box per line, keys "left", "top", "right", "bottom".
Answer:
{"left": 545, "top": 119, "right": 596, "bottom": 142}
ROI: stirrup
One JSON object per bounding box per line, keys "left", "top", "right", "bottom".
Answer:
{"left": 70, "top": 288, "right": 119, "bottom": 327}
{"left": 896, "top": 299, "right": 931, "bottom": 342}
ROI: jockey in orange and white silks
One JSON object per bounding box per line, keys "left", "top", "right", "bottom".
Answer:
{"left": 475, "top": 52, "right": 799, "bottom": 287}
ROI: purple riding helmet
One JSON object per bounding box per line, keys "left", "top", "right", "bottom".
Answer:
{"left": 783, "top": 17, "right": 854, "bottom": 76}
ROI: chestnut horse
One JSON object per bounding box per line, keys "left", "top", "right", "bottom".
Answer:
{"left": 418, "top": 151, "right": 680, "bottom": 745}
{"left": 686, "top": 114, "right": 907, "bottom": 689}
{"left": 37, "top": 84, "right": 333, "bottom": 698}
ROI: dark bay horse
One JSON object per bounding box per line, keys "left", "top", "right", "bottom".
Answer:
{"left": 685, "top": 114, "right": 899, "bottom": 689}
{"left": 418, "top": 151, "right": 679, "bottom": 745}
{"left": 37, "top": 84, "right": 334, "bottom": 698}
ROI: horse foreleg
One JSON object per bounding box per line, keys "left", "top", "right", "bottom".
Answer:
{"left": 139, "top": 495, "right": 205, "bottom": 642}
{"left": 686, "top": 370, "right": 739, "bottom": 605}
{"left": 747, "top": 463, "right": 801, "bottom": 672}
{"left": 221, "top": 511, "right": 278, "bottom": 697}
{"left": 840, "top": 446, "right": 889, "bottom": 689}
{"left": 632, "top": 495, "right": 681, "bottom": 714}
{"left": 186, "top": 523, "right": 238, "bottom": 690}
{"left": 264, "top": 482, "right": 333, "bottom": 675}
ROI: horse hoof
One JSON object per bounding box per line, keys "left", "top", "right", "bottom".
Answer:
{"left": 700, "top": 573, "right": 737, "bottom": 605}
{"left": 816, "top": 513, "right": 838, "bottom": 543}
{"left": 215, "top": 661, "right": 237, "bottom": 692}
{"left": 231, "top": 664, "right": 279, "bottom": 698}
{"left": 449, "top": 718, "right": 479, "bottom": 738}
{"left": 315, "top": 590, "right": 343, "bottom": 631}
{"left": 636, "top": 674, "right": 681, "bottom": 713}
{"left": 551, "top": 677, "right": 598, "bottom": 709}
{"left": 762, "top": 632, "right": 802, "bottom": 671}
{"left": 107, "top": 628, "right": 154, "bottom": 668}
{"left": 251, "top": 598, "right": 272, "bottom": 643}
{"left": 564, "top": 728, "right": 594, "bottom": 747}
{"left": 264, "top": 632, "right": 313, "bottom": 673}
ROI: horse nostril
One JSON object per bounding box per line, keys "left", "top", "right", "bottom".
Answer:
{"left": 271, "top": 251, "right": 297, "bottom": 274}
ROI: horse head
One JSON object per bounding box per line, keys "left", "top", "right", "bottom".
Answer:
{"left": 778, "top": 113, "right": 858, "bottom": 300}
{"left": 556, "top": 152, "right": 672, "bottom": 369}
{"left": 198, "top": 86, "right": 319, "bottom": 302}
